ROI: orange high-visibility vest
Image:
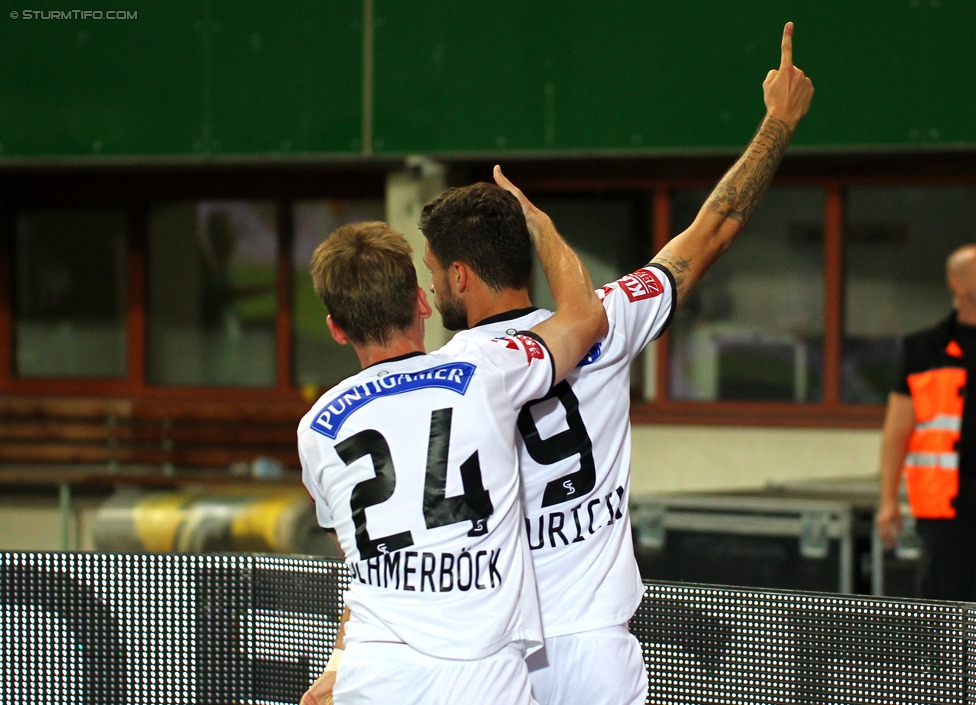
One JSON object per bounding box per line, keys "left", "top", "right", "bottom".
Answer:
{"left": 904, "top": 340, "right": 965, "bottom": 519}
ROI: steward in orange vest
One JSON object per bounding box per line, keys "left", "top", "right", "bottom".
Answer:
{"left": 901, "top": 313, "right": 967, "bottom": 519}
{"left": 879, "top": 245, "right": 976, "bottom": 602}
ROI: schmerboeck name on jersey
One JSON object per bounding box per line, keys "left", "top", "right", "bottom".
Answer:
{"left": 311, "top": 362, "right": 476, "bottom": 439}
{"left": 350, "top": 547, "right": 503, "bottom": 594}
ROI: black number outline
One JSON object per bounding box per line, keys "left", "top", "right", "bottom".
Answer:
{"left": 336, "top": 408, "right": 494, "bottom": 561}
{"left": 423, "top": 408, "right": 493, "bottom": 537}
{"left": 517, "top": 380, "right": 596, "bottom": 507}
{"left": 336, "top": 430, "right": 413, "bottom": 560}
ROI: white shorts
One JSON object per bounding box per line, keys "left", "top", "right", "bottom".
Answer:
{"left": 334, "top": 641, "right": 538, "bottom": 705}
{"left": 527, "top": 624, "right": 647, "bottom": 705}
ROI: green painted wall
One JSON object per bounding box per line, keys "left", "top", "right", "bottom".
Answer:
{"left": 2, "top": 0, "right": 974, "bottom": 160}
{"left": 0, "top": 1, "right": 363, "bottom": 158}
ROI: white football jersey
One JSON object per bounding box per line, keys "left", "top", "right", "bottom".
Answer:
{"left": 440, "top": 264, "right": 676, "bottom": 637}
{"left": 299, "top": 333, "right": 554, "bottom": 660}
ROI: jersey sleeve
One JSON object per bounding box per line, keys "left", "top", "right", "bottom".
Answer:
{"left": 298, "top": 434, "right": 335, "bottom": 530}
{"left": 597, "top": 263, "right": 676, "bottom": 362}
{"left": 472, "top": 331, "right": 556, "bottom": 409}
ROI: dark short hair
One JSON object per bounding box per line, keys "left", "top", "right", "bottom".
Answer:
{"left": 310, "top": 221, "right": 417, "bottom": 346}
{"left": 418, "top": 182, "right": 532, "bottom": 291}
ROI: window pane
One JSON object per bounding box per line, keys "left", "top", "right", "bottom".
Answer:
{"left": 15, "top": 210, "right": 128, "bottom": 378}
{"left": 148, "top": 201, "right": 277, "bottom": 387}
{"left": 668, "top": 187, "right": 825, "bottom": 402}
{"left": 292, "top": 200, "right": 385, "bottom": 392}
{"left": 844, "top": 186, "right": 976, "bottom": 403}
{"left": 531, "top": 196, "right": 652, "bottom": 398}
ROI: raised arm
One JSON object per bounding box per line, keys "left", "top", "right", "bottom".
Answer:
{"left": 652, "top": 21, "right": 815, "bottom": 308}
{"left": 494, "top": 165, "right": 608, "bottom": 383}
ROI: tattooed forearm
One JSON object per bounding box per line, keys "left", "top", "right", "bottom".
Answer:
{"left": 650, "top": 117, "right": 798, "bottom": 308}
{"left": 653, "top": 248, "right": 692, "bottom": 299}
{"left": 707, "top": 117, "right": 793, "bottom": 224}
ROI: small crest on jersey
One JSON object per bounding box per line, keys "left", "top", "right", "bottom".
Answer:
{"left": 618, "top": 268, "right": 663, "bottom": 302}
{"left": 492, "top": 334, "right": 545, "bottom": 364}
{"left": 310, "top": 361, "right": 475, "bottom": 439}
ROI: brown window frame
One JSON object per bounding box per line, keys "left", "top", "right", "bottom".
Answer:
{"left": 455, "top": 152, "right": 976, "bottom": 430}
{"left": 0, "top": 165, "right": 389, "bottom": 404}
{"left": 2, "top": 153, "right": 975, "bottom": 430}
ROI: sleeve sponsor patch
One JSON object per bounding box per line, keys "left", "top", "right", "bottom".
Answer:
{"left": 617, "top": 267, "right": 664, "bottom": 302}
{"left": 492, "top": 334, "right": 546, "bottom": 364}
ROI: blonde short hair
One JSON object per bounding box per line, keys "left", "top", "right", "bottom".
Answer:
{"left": 310, "top": 222, "right": 417, "bottom": 346}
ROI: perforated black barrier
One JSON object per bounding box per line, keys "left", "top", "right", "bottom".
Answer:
{"left": 1, "top": 553, "right": 344, "bottom": 704}
{"left": 2, "top": 552, "right": 974, "bottom": 704}
{"left": 634, "top": 583, "right": 976, "bottom": 704}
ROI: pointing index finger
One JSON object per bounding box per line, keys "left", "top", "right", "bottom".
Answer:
{"left": 780, "top": 21, "right": 794, "bottom": 69}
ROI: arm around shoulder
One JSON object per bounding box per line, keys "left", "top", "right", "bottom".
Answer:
{"left": 534, "top": 274, "right": 607, "bottom": 385}
{"left": 526, "top": 206, "right": 607, "bottom": 383}
{"left": 493, "top": 165, "right": 607, "bottom": 383}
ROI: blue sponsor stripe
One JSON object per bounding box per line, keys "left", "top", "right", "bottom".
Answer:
{"left": 311, "top": 362, "right": 476, "bottom": 439}
{"left": 578, "top": 341, "right": 602, "bottom": 367}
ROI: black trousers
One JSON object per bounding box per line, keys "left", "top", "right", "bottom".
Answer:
{"left": 914, "top": 475, "right": 976, "bottom": 602}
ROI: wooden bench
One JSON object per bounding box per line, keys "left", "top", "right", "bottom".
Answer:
{"left": 0, "top": 395, "right": 307, "bottom": 481}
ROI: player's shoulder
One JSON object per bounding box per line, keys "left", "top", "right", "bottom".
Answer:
{"left": 473, "top": 308, "right": 551, "bottom": 337}
{"left": 436, "top": 330, "right": 547, "bottom": 366}
{"left": 298, "top": 373, "right": 364, "bottom": 438}
{"left": 300, "top": 376, "right": 347, "bottom": 420}
{"left": 438, "top": 309, "right": 550, "bottom": 354}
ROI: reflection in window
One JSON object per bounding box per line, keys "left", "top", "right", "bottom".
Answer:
{"left": 530, "top": 196, "right": 651, "bottom": 397}
{"left": 148, "top": 201, "right": 277, "bottom": 387}
{"left": 292, "top": 200, "right": 385, "bottom": 393}
{"left": 843, "top": 186, "right": 976, "bottom": 403}
{"left": 668, "top": 188, "right": 825, "bottom": 402}
{"left": 15, "top": 210, "right": 128, "bottom": 378}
